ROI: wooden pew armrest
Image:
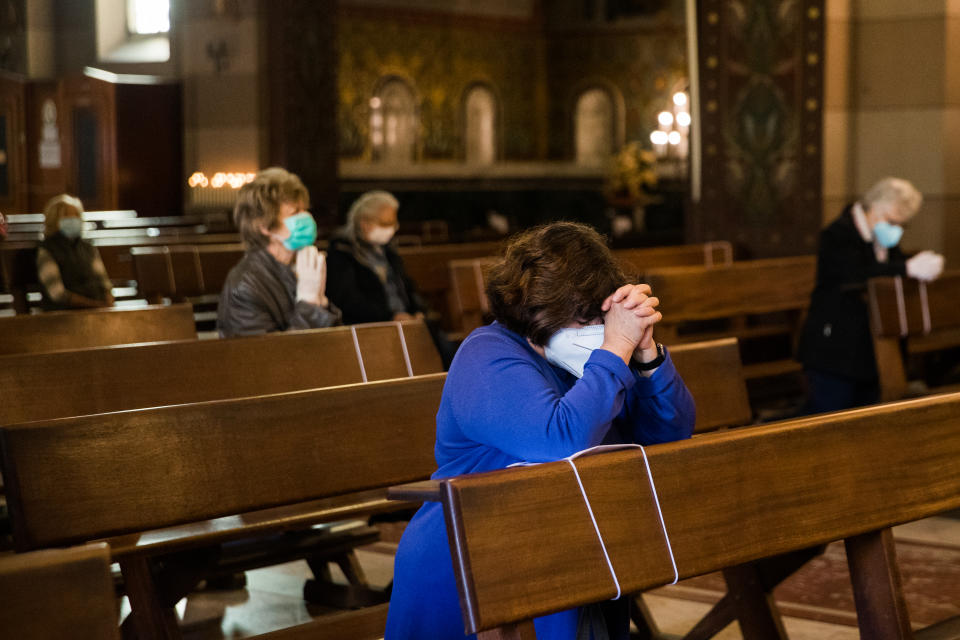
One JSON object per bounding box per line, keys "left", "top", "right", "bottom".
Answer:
{"left": 387, "top": 480, "right": 442, "bottom": 503}
{"left": 98, "top": 487, "right": 418, "bottom": 559}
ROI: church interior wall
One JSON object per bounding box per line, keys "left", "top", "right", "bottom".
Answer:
{"left": 9, "top": 0, "right": 957, "bottom": 262}
{"left": 336, "top": 5, "right": 545, "bottom": 162}
{"left": 822, "top": 0, "right": 960, "bottom": 265}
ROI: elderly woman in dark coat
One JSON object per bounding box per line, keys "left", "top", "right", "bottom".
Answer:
{"left": 798, "top": 177, "right": 944, "bottom": 413}
{"left": 36, "top": 194, "right": 114, "bottom": 310}
{"left": 326, "top": 191, "right": 424, "bottom": 325}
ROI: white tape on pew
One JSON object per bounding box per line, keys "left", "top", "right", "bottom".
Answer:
{"left": 895, "top": 276, "right": 909, "bottom": 337}
{"left": 512, "top": 443, "right": 679, "bottom": 599}
{"left": 396, "top": 321, "right": 414, "bottom": 377}
{"left": 350, "top": 325, "right": 368, "bottom": 383}
{"left": 919, "top": 280, "right": 931, "bottom": 335}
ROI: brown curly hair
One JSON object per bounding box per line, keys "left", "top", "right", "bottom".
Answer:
{"left": 486, "top": 222, "right": 628, "bottom": 346}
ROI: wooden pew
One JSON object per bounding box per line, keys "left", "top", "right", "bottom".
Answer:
{"left": 670, "top": 338, "right": 751, "bottom": 433}
{"left": 0, "top": 303, "right": 196, "bottom": 355}
{"left": 644, "top": 256, "right": 816, "bottom": 381}
{"left": 1, "top": 373, "right": 446, "bottom": 640}
{"left": 397, "top": 241, "right": 503, "bottom": 329}
{"left": 6, "top": 209, "right": 137, "bottom": 224}
{"left": 0, "top": 319, "right": 443, "bottom": 425}
{"left": 390, "top": 392, "right": 960, "bottom": 639}
{"left": 132, "top": 243, "right": 245, "bottom": 302}
{"left": 613, "top": 241, "right": 733, "bottom": 273}
{"left": 869, "top": 271, "right": 960, "bottom": 401}
{"left": 128, "top": 239, "right": 504, "bottom": 327}
{"left": 0, "top": 542, "right": 120, "bottom": 640}
{"left": 0, "top": 233, "right": 242, "bottom": 312}
{"left": 446, "top": 242, "right": 735, "bottom": 336}
{"left": 92, "top": 233, "right": 242, "bottom": 283}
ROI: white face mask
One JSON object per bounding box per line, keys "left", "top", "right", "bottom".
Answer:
{"left": 544, "top": 324, "right": 605, "bottom": 378}
{"left": 366, "top": 225, "right": 396, "bottom": 246}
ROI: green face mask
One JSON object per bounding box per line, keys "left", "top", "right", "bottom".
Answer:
{"left": 279, "top": 212, "right": 317, "bottom": 251}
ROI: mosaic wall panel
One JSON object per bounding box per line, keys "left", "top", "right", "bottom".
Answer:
{"left": 337, "top": 10, "right": 542, "bottom": 160}
{"left": 545, "top": 24, "right": 687, "bottom": 158}
{"left": 694, "top": 0, "right": 824, "bottom": 257}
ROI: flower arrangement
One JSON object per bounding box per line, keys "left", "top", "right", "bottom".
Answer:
{"left": 604, "top": 142, "right": 658, "bottom": 204}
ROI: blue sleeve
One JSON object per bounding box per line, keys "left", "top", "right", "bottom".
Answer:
{"left": 449, "top": 334, "right": 638, "bottom": 462}
{"left": 620, "top": 349, "right": 696, "bottom": 444}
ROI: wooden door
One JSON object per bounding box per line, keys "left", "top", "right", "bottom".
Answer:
{"left": 0, "top": 71, "right": 29, "bottom": 213}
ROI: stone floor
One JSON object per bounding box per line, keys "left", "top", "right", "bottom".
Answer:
{"left": 135, "top": 515, "right": 960, "bottom": 639}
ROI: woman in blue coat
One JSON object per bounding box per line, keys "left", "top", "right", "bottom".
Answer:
{"left": 385, "top": 222, "right": 696, "bottom": 639}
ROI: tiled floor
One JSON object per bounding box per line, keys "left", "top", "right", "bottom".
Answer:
{"left": 151, "top": 515, "right": 960, "bottom": 639}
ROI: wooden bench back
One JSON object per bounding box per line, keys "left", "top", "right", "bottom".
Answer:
{"left": 670, "top": 338, "right": 751, "bottom": 432}
{"left": 131, "top": 243, "right": 244, "bottom": 301}
{"left": 0, "top": 543, "right": 120, "bottom": 640}
{"left": 868, "top": 271, "right": 960, "bottom": 400}
{"left": 0, "top": 319, "right": 443, "bottom": 425}
{"left": 0, "top": 304, "right": 196, "bottom": 355}
{"left": 643, "top": 257, "right": 816, "bottom": 381}
{"left": 0, "top": 234, "right": 242, "bottom": 311}
{"left": 2, "top": 373, "right": 447, "bottom": 551}
{"left": 643, "top": 256, "right": 816, "bottom": 323}
{"left": 436, "top": 392, "right": 960, "bottom": 635}
{"left": 7, "top": 209, "right": 137, "bottom": 224}
{"left": 397, "top": 241, "right": 503, "bottom": 327}
{"left": 613, "top": 241, "right": 733, "bottom": 274}
{"left": 126, "top": 240, "right": 502, "bottom": 321}
{"left": 448, "top": 256, "right": 498, "bottom": 334}
{"left": 445, "top": 243, "right": 736, "bottom": 335}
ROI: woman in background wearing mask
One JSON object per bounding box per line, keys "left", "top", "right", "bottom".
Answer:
{"left": 798, "top": 176, "right": 945, "bottom": 413}
{"left": 385, "top": 222, "right": 695, "bottom": 640}
{"left": 218, "top": 167, "right": 341, "bottom": 337}
{"left": 36, "top": 194, "right": 114, "bottom": 310}
{"left": 326, "top": 190, "right": 424, "bottom": 325}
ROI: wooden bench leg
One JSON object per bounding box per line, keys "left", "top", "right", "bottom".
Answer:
{"left": 630, "top": 594, "right": 663, "bottom": 640}
{"left": 721, "top": 563, "right": 788, "bottom": 640}
{"left": 681, "top": 547, "right": 822, "bottom": 640}
{"left": 845, "top": 528, "right": 914, "bottom": 640}
{"left": 119, "top": 556, "right": 181, "bottom": 640}
{"left": 120, "top": 548, "right": 220, "bottom": 640}
{"left": 304, "top": 551, "right": 389, "bottom": 608}
{"left": 478, "top": 620, "right": 537, "bottom": 640}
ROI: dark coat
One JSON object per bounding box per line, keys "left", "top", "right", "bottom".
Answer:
{"left": 39, "top": 233, "right": 110, "bottom": 310}
{"left": 326, "top": 233, "right": 424, "bottom": 325}
{"left": 798, "top": 205, "right": 906, "bottom": 380}
{"left": 217, "top": 247, "right": 341, "bottom": 337}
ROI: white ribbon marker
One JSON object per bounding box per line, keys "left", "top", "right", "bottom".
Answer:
{"left": 512, "top": 443, "right": 679, "bottom": 598}
{"left": 350, "top": 325, "right": 368, "bottom": 383}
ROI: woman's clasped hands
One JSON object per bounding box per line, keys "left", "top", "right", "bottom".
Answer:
{"left": 601, "top": 283, "right": 662, "bottom": 364}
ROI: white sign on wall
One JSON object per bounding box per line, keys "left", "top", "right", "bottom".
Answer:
{"left": 38, "top": 99, "right": 62, "bottom": 169}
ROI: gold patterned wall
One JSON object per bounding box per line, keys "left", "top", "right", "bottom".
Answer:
{"left": 336, "top": 5, "right": 689, "bottom": 163}
{"left": 337, "top": 9, "right": 543, "bottom": 161}
{"left": 545, "top": 25, "right": 687, "bottom": 158}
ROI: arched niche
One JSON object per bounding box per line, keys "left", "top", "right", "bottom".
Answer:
{"left": 464, "top": 85, "right": 497, "bottom": 165}
{"left": 574, "top": 88, "right": 616, "bottom": 167}
{"left": 371, "top": 78, "right": 418, "bottom": 164}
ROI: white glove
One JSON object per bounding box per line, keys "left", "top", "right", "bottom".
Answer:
{"left": 295, "top": 246, "right": 327, "bottom": 306}
{"left": 906, "top": 250, "right": 945, "bottom": 282}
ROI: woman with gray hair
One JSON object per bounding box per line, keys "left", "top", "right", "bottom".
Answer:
{"left": 798, "top": 177, "right": 944, "bottom": 413}
{"left": 36, "top": 194, "right": 114, "bottom": 310}
{"left": 326, "top": 190, "right": 425, "bottom": 325}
